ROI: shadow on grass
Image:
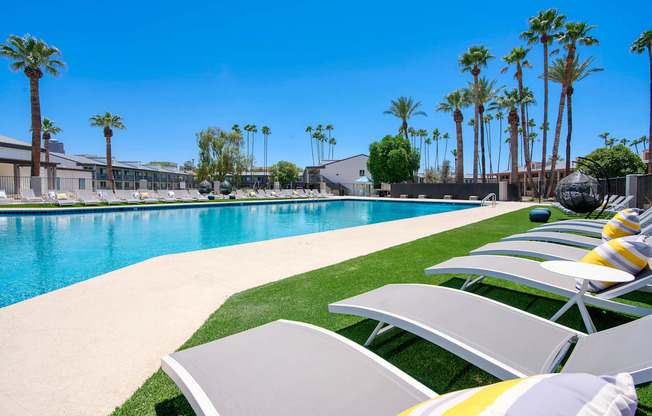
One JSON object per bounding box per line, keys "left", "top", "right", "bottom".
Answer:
{"left": 155, "top": 395, "right": 193, "bottom": 416}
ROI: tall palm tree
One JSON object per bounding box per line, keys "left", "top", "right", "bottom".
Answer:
{"left": 543, "top": 55, "right": 604, "bottom": 175}
{"left": 495, "top": 89, "right": 522, "bottom": 185}
{"left": 432, "top": 128, "right": 441, "bottom": 170}
{"left": 436, "top": 89, "right": 472, "bottom": 183}
{"left": 262, "top": 126, "right": 271, "bottom": 188}
{"left": 442, "top": 133, "right": 450, "bottom": 164}
{"left": 502, "top": 46, "right": 537, "bottom": 195}
{"left": 631, "top": 136, "right": 646, "bottom": 154}
{"left": 331, "top": 138, "right": 337, "bottom": 159}
{"left": 250, "top": 125, "right": 258, "bottom": 187}
{"left": 424, "top": 136, "right": 432, "bottom": 171}
{"left": 39, "top": 117, "right": 62, "bottom": 163}
{"left": 599, "top": 132, "right": 610, "bottom": 147}
{"left": 547, "top": 22, "right": 599, "bottom": 195}
{"left": 408, "top": 127, "right": 417, "bottom": 149}
{"left": 521, "top": 9, "right": 566, "bottom": 194}
{"left": 1, "top": 34, "right": 65, "bottom": 178}
{"left": 232, "top": 124, "right": 241, "bottom": 135}
{"left": 89, "top": 111, "right": 126, "bottom": 192}
{"left": 325, "top": 124, "right": 334, "bottom": 159}
{"left": 383, "top": 96, "right": 427, "bottom": 143}
{"left": 493, "top": 110, "right": 505, "bottom": 172}
{"left": 459, "top": 45, "right": 495, "bottom": 183}
{"left": 306, "top": 126, "right": 314, "bottom": 165}
{"left": 483, "top": 114, "right": 494, "bottom": 175}
{"left": 315, "top": 124, "right": 323, "bottom": 163}
{"left": 619, "top": 138, "right": 629, "bottom": 146}
{"left": 465, "top": 77, "right": 503, "bottom": 182}
{"left": 630, "top": 30, "right": 652, "bottom": 173}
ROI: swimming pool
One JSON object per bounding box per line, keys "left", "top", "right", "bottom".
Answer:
{"left": 0, "top": 199, "right": 476, "bottom": 307}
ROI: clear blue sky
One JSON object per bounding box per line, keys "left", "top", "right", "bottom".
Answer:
{"left": 0, "top": 0, "right": 649, "bottom": 174}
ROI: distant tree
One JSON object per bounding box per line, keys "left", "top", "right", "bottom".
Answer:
{"left": 89, "top": 111, "right": 126, "bottom": 191}
{"left": 630, "top": 30, "right": 652, "bottom": 172}
{"left": 436, "top": 89, "right": 472, "bottom": 183}
{"left": 367, "top": 134, "right": 420, "bottom": 183}
{"left": 268, "top": 161, "right": 301, "bottom": 185}
{"left": 495, "top": 89, "right": 522, "bottom": 184}
{"left": 459, "top": 45, "right": 495, "bottom": 182}
{"left": 1, "top": 34, "right": 66, "bottom": 177}
{"left": 182, "top": 160, "right": 195, "bottom": 171}
{"left": 148, "top": 161, "right": 176, "bottom": 167}
{"left": 195, "top": 127, "right": 248, "bottom": 183}
{"left": 305, "top": 125, "right": 314, "bottom": 165}
{"left": 39, "top": 117, "right": 62, "bottom": 163}
{"left": 383, "top": 96, "right": 427, "bottom": 142}
{"left": 631, "top": 136, "right": 647, "bottom": 154}
{"left": 439, "top": 159, "right": 453, "bottom": 183}
{"left": 581, "top": 145, "right": 645, "bottom": 178}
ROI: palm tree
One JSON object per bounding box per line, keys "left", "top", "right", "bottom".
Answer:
{"left": 494, "top": 111, "right": 505, "bottom": 172}
{"left": 543, "top": 55, "right": 604, "bottom": 175}
{"left": 483, "top": 114, "right": 494, "bottom": 175}
{"left": 465, "top": 77, "right": 503, "bottom": 182}
{"left": 442, "top": 133, "right": 450, "bottom": 164}
{"left": 331, "top": 138, "right": 337, "bottom": 159}
{"left": 1, "top": 34, "right": 65, "bottom": 179}
{"left": 432, "top": 128, "right": 441, "bottom": 170}
{"left": 521, "top": 9, "right": 566, "bottom": 194}
{"left": 408, "top": 127, "right": 417, "bottom": 149}
{"left": 547, "top": 22, "right": 599, "bottom": 195}
{"left": 325, "top": 124, "right": 334, "bottom": 159}
{"left": 306, "top": 126, "right": 314, "bottom": 165}
{"left": 89, "top": 111, "right": 126, "bottom": 192}
{"left": 39, "top": 117, "right": 62, "bottom": 164}
{"left": 436, "top": 89, "right": 472, "bottom": 183}
{"left": 599, "top": 132, "right": 610, "bottom": 147}
{"left": 495, "top": 89, "right": 522, "bottom": 185}
{"left": 424, "top": 137, "right": 432, "bottom": 171}
{"left": 250, "top": 125, "right": 258, "bottom": 187}
{"left": 262, "top": 126, "right": 271, "bottom": 188}
{"left": 502, "top": 46, "right": 537, "bottom": 195}
{"left": 459, "top": 45, "right": 495, "bottom": 183}
{"left": 606, "top": 138, "right": 615, "bottom": 149}
{"left": 631, "top": 136, "right": 646, "bottom": 154}
{"left": 328, "top": 137, "right": 336, "bottom": 159}
{"left": 315, "top": 124, "right": 323, "bottom": 163}
{"left": 383, "top": 96, "right": 427, "bottom": 143}
{"left": 619, "top": 138, "right": 629, "bottom": 146}
{"left": 630, "top": 30, "right": 652, "bottom": 173}
{"left": 232, "top": 124, "right": 241, "bottom": 135}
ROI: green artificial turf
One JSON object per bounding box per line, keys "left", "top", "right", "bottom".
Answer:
{"left": 111, "top": 206, "right": 652, "bottom": 416}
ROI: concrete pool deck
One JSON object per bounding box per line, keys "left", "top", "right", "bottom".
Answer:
{"left": 0, "top": 199, "right": 534, "bottom": 416}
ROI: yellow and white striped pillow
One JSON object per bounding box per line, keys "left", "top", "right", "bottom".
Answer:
{"left": 398, "top": 373, "right": 637, "bottom": 416}
{"left": 579, "top": 235, "right": 650, "bottom": 292}
{"left": 602, "top": 209, "right": 640, "bottom": 242}
{"left": 56, "top": 193, "right": 67, "bottom": 200}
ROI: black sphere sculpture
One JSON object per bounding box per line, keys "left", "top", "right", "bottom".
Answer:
{"left": 198, "top": 180, "right": 212, "bottom": 195}
{"left": 554, "top": 170, "right": 604, "bottom": 213}
{"left": 219, "top": 181, "right": 232, "bottom": 195}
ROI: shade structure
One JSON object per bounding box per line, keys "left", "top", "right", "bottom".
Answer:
{"left": 554, "top": 170, "right": 604, "bottom": 214}
{"left": 354, "top": 176, "right": 373, "bottom": 196}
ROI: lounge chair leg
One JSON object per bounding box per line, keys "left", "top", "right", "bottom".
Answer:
{"left": 461, "top": 275, "right": 484, "bottom": 290}
{"left": 364, "top": 321, "right": 394, "bottom": 346}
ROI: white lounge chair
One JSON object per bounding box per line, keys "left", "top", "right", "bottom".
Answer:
{"left": 425, "top": 254, "right": 652, "bottom": 319}
{"left": 136, "top": 190, "right": 159, "bottom": 204}
{"left": 116, "top": 190, "right": 141, "bottom": 204}
{"left": 53, "top": 191, "right": 75, "bottom": 206}
{"left": 538, "top": 207, "right": 652, "bottom": 230}
{"left": 329, "top": 284, "right": 652, "bottom": 384}
{"left": 0, "top": 190, "right": 15, "bottom": 204}
{"left": 98, "top": 191, "right": 122, "bottom": 205}
{"left": 470, "top": 240, "right": 589, "bottom": 262}
{"left": 188, "top": 189, "right": 209, "bottom": 201}
{"left": 154, "top": 190, "right": 179, "bottom": 203}
{"left": 175, "top": 189, "right": 195, "bottom": 202}
{"left": 76, "top": 190, "right": 100, "bottom": 206}
{"left": 162, "top": 319, "right": 639, "bottom": 416}
{"left": 19, "top": 188, "right": 43, "bottom": 203}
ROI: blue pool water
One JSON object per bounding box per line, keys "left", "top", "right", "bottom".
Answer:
{"left": 0, "top": 199, "right": 476, "bottom": 307}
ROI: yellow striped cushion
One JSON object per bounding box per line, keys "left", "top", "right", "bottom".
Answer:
{"left": 579, "top": 235, "right": 650, "bottom": 292}
{"left": 398, "top": 373, "right": 637, "bottom": 416}
{"left": 56, "top": 193, "right": 66, "bottom": 199}
{"left": 602, "top": 209, "right": 640, "bottom": 242}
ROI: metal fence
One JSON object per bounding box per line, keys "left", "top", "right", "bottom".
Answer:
{"left": 0, "top": 176, "right": 199, "bottom": 198}
{"left": 598, "top": 177, "right": 627, "bottom": 198}
{"left": 636, "top": 174, "right": 652, "bottom": 209}
{"left": 390, "top": 183, "right": 503, "bottom": 200}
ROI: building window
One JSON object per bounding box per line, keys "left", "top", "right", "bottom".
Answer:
{"left": 79, "top": 178, "right": 86, "bottom": 189}
{"left": 359, "top": 170, "right": 365, "bottom": 176}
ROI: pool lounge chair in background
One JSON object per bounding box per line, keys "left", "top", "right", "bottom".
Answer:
{"left": 136, "top": 190, "right": 159, "bottom": 204}
{"left": 154, "top": 190, "right": 177, "bottom": 203}
{"left": 76, "top": 190, "right": 100, "bottom": 206}
{"left": 329, "top": 284, "right": 652, "bottom": 384}
{"left": 504, "top": 222, "right": 652, "bottom": 249}
{"left": 99, "top": 191, "right": 122, "bottom": 205}
{"left": 53, "top": 192, "right": 75, "bottom": 206}
{"left": 175, "top": 189, "right": 195, "bottom": 202}
{"left": 19, "top": 188, "right": 44, "bottom": 203}
{"left": 538, "top": 207, "right": 652, "bottom": 230}
{"left": 424, "top": 254, "right": 652, "bottom": 317}
{"left": 116, "top": 190, "right": 141, "bottom": 204}
{"left": 188, "top": 189, "right": 209, "bottom": 201}
{"left": 470, "top": 240, "right": 590, "bottom": 262}
{"left": 0, "top": 190, "right": 15, "bottom": 204}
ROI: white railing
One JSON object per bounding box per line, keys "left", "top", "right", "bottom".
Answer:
{"left": 481, "top": 193, "right": 496, "bottom": 207}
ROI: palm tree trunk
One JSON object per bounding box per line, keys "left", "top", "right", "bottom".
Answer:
{"left": 455, "top": 117, "right": 464, "bottom": 183}
{"left": 565, "top": 89, "right": 573, "bottom": 175}
{"left": 648, "top": 44, "right": 652, "bottom": 173}
{"left": 509, "top": 110, "right": 519, "bottom": 186}
{"left": 547, "top": 47, "right": 575, "bottom": 197}
{"left": 487, "top": 120, "right": 493, "bottom": 176}
{"left": 480, "top": 107, "right": 486, "bottom": 182}
{"left": 540, "top": 38, "right": 549, "bottom": 197}
{"left": 29, "top": 75, "right": 42, "bottom": 177}
{"left": 309, "top": 133, "right": 314, "bottom": 165}
{"left": 497, "top": 118, "right": 503, "bottom": 173}
{"left": 106, "top": 134, "right": 115, "bottom": 192}
{"left": 472, "top": 72, "right": 480, "bottom": 183}
{"left": 517, "top": 68, "right": 537, "bottom": 197}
